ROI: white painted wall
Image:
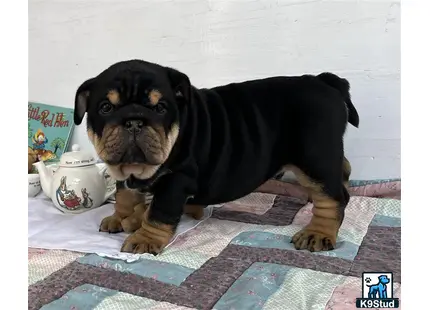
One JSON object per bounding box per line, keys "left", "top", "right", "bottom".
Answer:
{"left": 29, "top": 0, "right": 400, "bottom": 180}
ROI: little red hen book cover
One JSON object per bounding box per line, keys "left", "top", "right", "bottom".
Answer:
{"left": 28, "top": 102, "right": 75, "bottom": 163}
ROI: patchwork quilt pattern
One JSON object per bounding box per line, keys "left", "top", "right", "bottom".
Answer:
{"left": 28, "top": 180, "right": 401, "bottom": 310}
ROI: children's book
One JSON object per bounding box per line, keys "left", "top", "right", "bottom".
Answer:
{"left": 28, "top": 102, "right": 75, "bottom": 163}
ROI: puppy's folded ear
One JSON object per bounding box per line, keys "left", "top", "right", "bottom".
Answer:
{"left": 166, "top": 67, "right": 192, "bottom": 103}
{"left": 74, "top": 77, "right": 96, "bottom": 125}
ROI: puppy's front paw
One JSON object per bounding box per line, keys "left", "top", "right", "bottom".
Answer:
{"left": 99, "top": 215, "right": 123, "bottom": 233}
{"left": 291, "top": 228, "right": 336, "bottom": 252}
{"left": 120, "top": 221, "right": 174, "bottom": 255}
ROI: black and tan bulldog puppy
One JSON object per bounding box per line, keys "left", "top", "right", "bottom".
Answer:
{"left": 74, "top": 59, "right": 359, "bottom": 255}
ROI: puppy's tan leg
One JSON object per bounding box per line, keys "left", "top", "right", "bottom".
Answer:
{"left": 121, "top": 203, "right": 148, "bottom": 233}
{"left": 99, "top": 186, "right": 146, "bottom": 234}
{"left": 289, "top": 166, "right": 347, "bottom": 252}
{"left": 343, "top": 157, "right": 352, "bottom": 189}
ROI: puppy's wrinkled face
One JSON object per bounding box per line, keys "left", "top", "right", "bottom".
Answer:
{"left": 74, "top": 60, "right": 191, "bottom": 181}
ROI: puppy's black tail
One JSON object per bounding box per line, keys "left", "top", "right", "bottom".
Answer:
{"left": 317, "top": 72, "right": 360, "bottom": 128}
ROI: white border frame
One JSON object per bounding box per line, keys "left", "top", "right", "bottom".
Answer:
{"left": 402, "top": 0, "right": 430, "bottom": 308}
{"left": 0, "top": 0, "right": 425, "bottom": 307}
{"left": 0, "top": 0, "right": 28, "bottom": 307}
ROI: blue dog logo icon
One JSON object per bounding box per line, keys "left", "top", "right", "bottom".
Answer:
{"left": 366, "top": 275, "right": 390, "bottom": 299}
{"left": 356, "top": 272, "right": 399, "bottom": 308}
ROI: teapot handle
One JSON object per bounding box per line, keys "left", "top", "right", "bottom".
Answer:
{"left": 99, "top": 165, "right": 116, "bottom": 202}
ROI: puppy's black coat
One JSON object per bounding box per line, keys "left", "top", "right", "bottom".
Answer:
{"left": 173, "top": 73, "right": 358, "bottom": 205}
{"left": 75, "top": 60, "right": 359, "bottom": 253}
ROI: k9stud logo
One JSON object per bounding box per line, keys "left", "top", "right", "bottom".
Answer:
{"left": 356, "top": 272, "right": 399, "bottom": 308}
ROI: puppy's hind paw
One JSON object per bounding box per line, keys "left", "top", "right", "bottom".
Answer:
{"left": 291, "top": 228, "right": 336, "bottom": 252}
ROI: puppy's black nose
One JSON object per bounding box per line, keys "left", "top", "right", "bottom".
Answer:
{"left": 125, "top": 120, "right": 143, "bottom": 134}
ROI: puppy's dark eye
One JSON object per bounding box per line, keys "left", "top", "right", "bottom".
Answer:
{"left": 100, "top": 102, "right": 113, "bottom": 114}
{"left": 154, "top": 103, "right": 166, "bottom": 115}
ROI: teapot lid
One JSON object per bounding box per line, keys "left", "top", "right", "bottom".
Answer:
{"left": 59, "top": 144, "right": 97, "bottom": 167}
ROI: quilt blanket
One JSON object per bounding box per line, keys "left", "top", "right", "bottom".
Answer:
{"left": 28, "top": 179, "right": 401, "bottom": 310}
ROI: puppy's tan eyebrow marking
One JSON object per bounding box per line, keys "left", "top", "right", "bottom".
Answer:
{"left": 107, "top": 90, "right": 120, "bottom": 105}
{"left": 148, "top": 90, "right": 162, "bottom": 106}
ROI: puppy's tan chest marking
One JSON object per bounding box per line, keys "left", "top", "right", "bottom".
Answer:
{"left": 107, "top": 90, "right": 120, "bottom": 105}
{"left": 148, "top": 90, "right": 162, "bottom": 106}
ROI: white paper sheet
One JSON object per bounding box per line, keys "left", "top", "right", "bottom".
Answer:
{"left": 28, "top": 194, "right": 213, "bottom": 262}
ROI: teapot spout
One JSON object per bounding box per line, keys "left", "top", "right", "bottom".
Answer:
{"left": 33, "top": 161, "right": 53, "bottom": 198}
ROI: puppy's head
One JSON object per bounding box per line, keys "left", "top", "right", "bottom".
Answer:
{"left": 74, "top": 60, "right": 191, "bottom": 181}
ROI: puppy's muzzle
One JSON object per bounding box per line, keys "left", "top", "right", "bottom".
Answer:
{"left": 124, "top": 145, "right": 146, "bottom": 163}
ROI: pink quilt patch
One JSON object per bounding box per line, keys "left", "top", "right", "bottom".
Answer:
{"left": 28, "top": 248, "right": 47, "bottom": 260}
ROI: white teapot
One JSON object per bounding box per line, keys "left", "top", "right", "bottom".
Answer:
{"left": 34, "top": 144, "right": 116, "bottom": 214}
